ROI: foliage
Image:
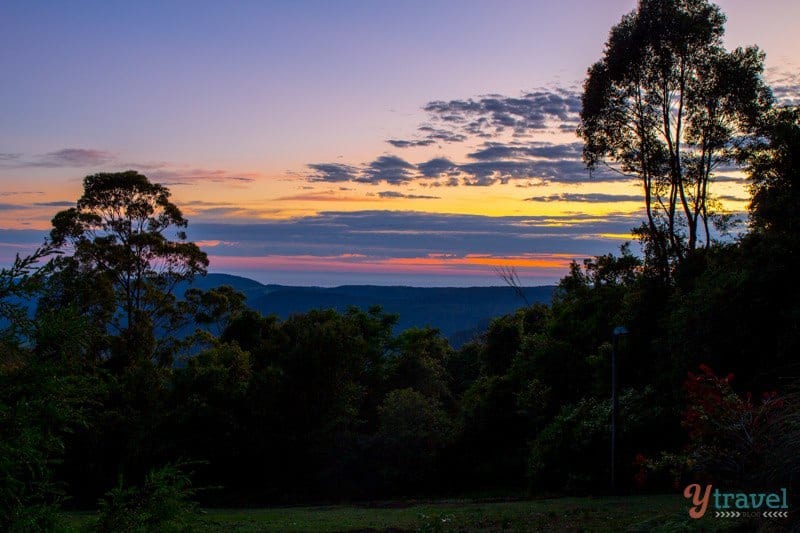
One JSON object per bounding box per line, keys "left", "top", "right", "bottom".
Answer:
{"left": 448, "top": 306, "right": 549, "bottom": 489}
{"left": 47, "top": 171, "right": 208, "bottom": 364}
{"left": 0, "top": 247, "right": 54, "bottom": 340}
{"left": 183, "top": 284, "right": 247, "bottom": 337}
{"left": 0, "top": 364, "right": 66, "bottom": 532}
{"left": 745, "top": 106, "right": 800, "bottom": 238}
{"left": 385, "top": 327, "right": 454, "bottom": 404}
{"left": 170, "top": 306, "right": 406, "bottom": 500}
{"left": 681, "top": 365, "right": 795, "bottom": 488}
{"left": 529, "top": 397, "right": 609, "bottom": 491}
{"left": 1, "top": 251, "right": 96, "bottom": 532}
{"left": 0, "top": 288, "right": 99, "bottom": 531}
{"left": 579, "top": 0, "right": 772, "bottom": 277}
{"left": 374, "top": 388, "right": 456, "bottom": 491}
{"left": 94, "top": 462, "right": 202, "bottom": 532}
{"left": 528, "top": 387, "right": 665, "bottom": 492}
{"left": 168, "top": 342, "right": 251, "bottom": 491}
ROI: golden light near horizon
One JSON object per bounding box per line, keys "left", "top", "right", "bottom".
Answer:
{"left": 0, "top": 0, "right": 797, "bottom": 284}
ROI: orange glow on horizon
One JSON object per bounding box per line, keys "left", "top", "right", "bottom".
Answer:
{"left": 383, "top": 253, "right": 574, "bottom": 269}
{"left": 206, "top": 252, "right": 581, "bottom": 278}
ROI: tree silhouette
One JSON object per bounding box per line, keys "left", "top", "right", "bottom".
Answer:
{"left": 579, "top": 0, "right": 771, "bottom": 278}
{"left": 48, "top": 171, "right": 208, "bottom": 363}
{"left": 746, "top": 106, "right": 800, "bottom": 238}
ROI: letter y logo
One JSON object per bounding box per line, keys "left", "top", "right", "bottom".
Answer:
{"left": 683, "top": 484, "right": 712, "bottom": 518}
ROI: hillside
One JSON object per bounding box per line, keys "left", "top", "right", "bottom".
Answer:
{"left": 187, "top": 274, "right": 555, "bottom": 346}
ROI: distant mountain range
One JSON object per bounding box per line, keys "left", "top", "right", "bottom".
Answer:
{"left": 3, "top": 273, "right": 555, "bottom": 347}
{"left": 187, "top": 274, "right": 556, "bottom": 346}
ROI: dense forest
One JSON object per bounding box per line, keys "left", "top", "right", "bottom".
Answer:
{"left": 2, "top": 0, "right": 799, "bottom": 530}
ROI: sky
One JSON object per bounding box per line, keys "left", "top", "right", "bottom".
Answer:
{"left": 1, "top": 0, "right": 799, "bottom": 286}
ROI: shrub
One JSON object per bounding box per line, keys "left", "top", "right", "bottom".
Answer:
{"left": 94, "top": 463, "right": 201, "bottom": 532}
{"left": 681, "top": 364, "right": 795, "bottom": 489}
{"left": 375, "top": 388, "right": 456, "bottom": 491}
{"left": 528, "top": 387, "right": 664, "bottom": 492}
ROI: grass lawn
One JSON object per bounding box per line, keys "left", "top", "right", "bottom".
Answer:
{"left": 65, "top": 494, "right": 758, "bottom": 532}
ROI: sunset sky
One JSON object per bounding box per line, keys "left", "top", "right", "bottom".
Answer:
{"left": 2, "top": 0, "right": 799, "bottom": 286}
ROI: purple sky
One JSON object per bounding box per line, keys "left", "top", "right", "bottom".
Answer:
{"left": 1, "top": 0, "right": 798, "bottom": 286}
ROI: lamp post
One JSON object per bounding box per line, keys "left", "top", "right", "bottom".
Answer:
{"left": 611, "top": 325, "right": 629, "bottom": 494}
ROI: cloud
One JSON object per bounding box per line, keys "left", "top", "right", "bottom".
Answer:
{"left": 307, "top": 86, "right": 626, "bottom": 188}
{"left": 307, "top": 163, "right": 359, "bottom": 183}
{"left": 181, "top": 210, "right": 642, "bottom": 261}
{"left": 376, "top": 191, "right": 440, "bottom": 200}
{"left": 306, "top": 138, "right": 624, "bottom": 188}
{"left": 457, "top": 160, "right": 537, "bottom": 182}
{"left": 304, "top": 78, "right": 797, "bottom": 191}
{"left": 417, "top": 157, "right": 459, "bottom": 178}
{"left": 524, "top": 141, "right": 584, "bottom": 159}
{"left": 275, "top": 191, "right": 374, "bottom": 202}
{"left": 416, "top": 127, "right": 468, "bottom": 143}
{"left": 525, "top": 193, "right": 641, "bottom": 203}
{"left": 713, "top": 174, "right": 747, "bottom": 183}
{"left": 386, "top": 139, "right": 435, "bottom": 148}
{"left": 0, "top": 148, "right": 116, "bottom": 168}
{"left": 454, "top": 140, "right": 627, "bottom": 185}
{"left": 515, "top": 180, "right": 548, "bottom": 188}
{"left": 38, "top": 148, "right": 115, "bottom": 168}
{"left": 183, "top": 200, "right": 239, "bottom": 207}
{"left": 195, "top": 239, "right": 239, "bottom": 248}
{"left": 33, "top": 200, "right": 75, "bottom": 207}
{"left": 0, "top": 200, "right": 76, "bottom": 211}
{"left": 767, "top": 68, "right": 800, "bottom": 106}
{"left": 186, "top": 206, "right": 253, "bottom": 218}
{"left": 716, "top": 194, "right": 749, "bottom": 202}
{"left": 147, "top": 168, "right": 257, "bottom": 185}
{"left": 771, "top": 84, "right": 800, "bottom": 106}
{"left": 466, "top": 142, "right": 528, "bottom": 161}
{"left": 0, "top": 190, "right": 44, "bottom": 197}
{"left": 355, "top": 155, "right": 416, "bottom": 185}
{"left": 458, "top": 158, "right": 613, "bottom": 185}
{"left": 46, "top": 148, "right": 114, "bottom": 167}
{"left": 467, "top": 141, "right": 583, "bottom": 161}
{"left": 0, "top": 210, "right": 652, "bottom": 283}
{"left": 422, "top": 88, "right": 581, "bottom": 138}
{"left": 0, "top": 150, "right": 262, "bottom": 190}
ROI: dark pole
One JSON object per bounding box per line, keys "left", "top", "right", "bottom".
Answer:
{"left": 611, "top": 326, "right": 628, "bottom": 494}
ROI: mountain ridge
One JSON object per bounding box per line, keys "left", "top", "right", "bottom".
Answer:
{"left": 188, "top": 273, "right": 556, "bottom": 346}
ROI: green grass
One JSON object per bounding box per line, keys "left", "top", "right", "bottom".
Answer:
{"left": 65, "top": 494, "right": 739, "bottom": 532}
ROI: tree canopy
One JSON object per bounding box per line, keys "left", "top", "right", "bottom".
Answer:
{"left": 578, "top": 0, "right": 772, "bottom": 278}
{"left": 745, "top": 106, "right": 800, "bottom": 238}
{"left": 47, "top": 171, "right": 208, "bottom": 363}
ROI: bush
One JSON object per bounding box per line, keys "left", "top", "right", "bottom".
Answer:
{"left": 94, "top": 463, "right": 201, "bottom": 532}
{"left": 375, "top": 388, "right": 456, "bottom": 491}
{"left": 528, "top": 397, "right": 609, "bottom": 492}
{"left": 528, "top": 387, "right": 665, "bottom": 492}
{"left": 681, "top": 365, "right": 796, "bottom": 489}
